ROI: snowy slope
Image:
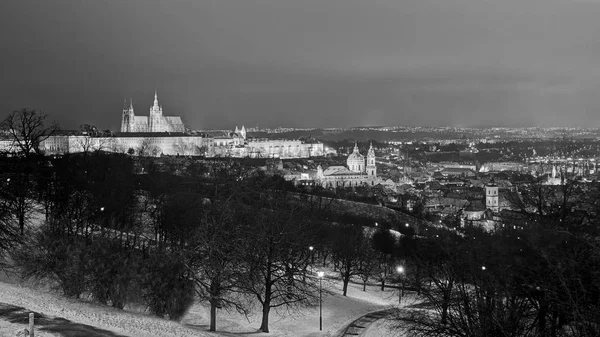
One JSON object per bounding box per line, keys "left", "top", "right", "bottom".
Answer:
{"left": 0, "top": 274, "right": 410, "bottom": 337}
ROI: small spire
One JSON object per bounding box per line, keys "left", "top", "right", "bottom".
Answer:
{"left": 153, "top": 90, "right": 158, "bottom": 106}
{"left": 129, "top": 98, "right": 133, "bottom": 110}
{"left": 353, "top": 142, "right": 359, "bottom": 153}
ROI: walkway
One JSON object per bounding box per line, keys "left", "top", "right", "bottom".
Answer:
{"left": 335, "top": 308, "right": 397, "bottom": 337}
{"left": 0, "top": 303, "right": 128, "bottom": 337}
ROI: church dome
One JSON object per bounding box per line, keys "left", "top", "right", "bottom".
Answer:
{"left": 347, "top": 143, "right": 365, "bottom": 173}
{"left": 347, "top": 151, "right": 364, "bottom": 163}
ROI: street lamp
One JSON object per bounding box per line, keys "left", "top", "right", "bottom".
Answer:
{"left": 309, "top": 246, "right": 315, "bottom": 272}
{"left": 317, "top": 271, "right": 325, "bottom": 331}
{"left": 396, "top": 266, "right": 405, "bottom": 304}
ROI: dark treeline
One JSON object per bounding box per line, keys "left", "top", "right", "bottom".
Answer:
{"left": 0, "top": 145, "right": 409, "bottom": 333}
{"left": 2, "top": 110, "right": 600, "bottom": 336}
{"left": 0, "top": 148, "right": 423, "bottom": 333}
{"left": 393, "top": 174, "right": 600, "bottom": 337}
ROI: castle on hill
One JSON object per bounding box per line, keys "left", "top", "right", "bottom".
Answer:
{"left": 38, "top": 92, "right": 324, "bottom": 158}
{"left": 121, "top": 92, "right": 185, "bottom": 133}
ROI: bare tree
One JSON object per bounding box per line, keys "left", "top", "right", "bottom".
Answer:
{"left": 138, "top": 138, "right": 159, "bottom": 157}
{"left": 331, "top": 223, "right": 369, "bottom": 296}
{"left": 0, "top": 173, "right": 22, "bottom": 271}
{"left": 240, "top": 188, "right": 322, "bottom": 333}
{"left": 1, "top": 109, "right": 58, "bottom": 157}
{"left": 187, "top": 196, "right": 249, "bottom": 331}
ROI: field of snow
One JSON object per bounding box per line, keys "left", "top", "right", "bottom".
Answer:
{"left": 0, "top": 270, "right": 415, "bottom": 337}
{"left": 363, "top": 317, "right": 405, "bottom": 337}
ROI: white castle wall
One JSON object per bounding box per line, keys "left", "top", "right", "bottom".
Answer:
{"left": 40, "top": 135, "right": 323, "bottom": 159}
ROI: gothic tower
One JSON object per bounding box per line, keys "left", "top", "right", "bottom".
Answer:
{"left": 366, "top": 142, "right": 376, "bottom": 177}
{"left": 485, "top": 178, "right": 499, "bottom": 212}
{"left": 149, "top": 90, "right": 163, "bottom": 132}
{"left": 121, "top": 99, "right": 135, "bottom": 132}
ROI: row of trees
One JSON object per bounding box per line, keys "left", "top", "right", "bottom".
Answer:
{"left": 391, "top": 168, "right": 600, "bottom": 337}
{"left": 0, "top": 136, "right": 390, "bottom": 333}
{"left": 0, "top": 110, "right": 410, "bottom": 333}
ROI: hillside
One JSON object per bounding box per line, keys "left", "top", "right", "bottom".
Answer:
{"left": 0, "top": 273, "right": 411, "bottom": 337}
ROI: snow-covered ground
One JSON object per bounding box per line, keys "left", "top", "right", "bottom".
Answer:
{"left": 183, "top": 270, "right": 418, "bottom": 336}
{"left": 0, "top": 271, "right": 415, "bottom": 337}
{"left": 0, "top": 318, "right": 59, "bottom": 337}
{"left": 363, "top": 317, "right": 405, "bottom": 337}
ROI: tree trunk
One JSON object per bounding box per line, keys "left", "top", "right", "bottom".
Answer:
{"left": 260, "top": 303, "right": 271, "bottom": 333}
{"left": 18, "top": 207, "right": 25, "bottom": 235}
{"left": 209, "top": 300, "right": 217, "bottom": 332}
{"left": 441, "top": 293, "right": 449, "bottom": 325}
{"left": 342, "top": 272, "right": 350, "bottom": 296}
{"left": 538, "top": 300, "right": 548, "bottom": 337}
{"left": 260, "top": 281, "right": 272, "bottom": 333}
{"left": 381, "top": 279, "right": 385, "bottom": 291}
{"left": 363, "top": 279, "right": 367, "bottom": 291}
{"left": 416, "top": 265, "right": 421, "bottom": 295}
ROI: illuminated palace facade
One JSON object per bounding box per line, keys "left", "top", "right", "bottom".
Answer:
{"left": 40, "top": 93, "right": 323, "bottom": 158}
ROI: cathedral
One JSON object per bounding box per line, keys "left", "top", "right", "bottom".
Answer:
{"left": 39, "top": 93, "right": 324, "bottom": 158}
{"left": 121, "top": 92, "right": 186, "bottom": 133}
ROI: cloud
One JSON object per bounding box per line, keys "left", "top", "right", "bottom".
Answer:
{"left": 2, "top": 0, "right": 600, "bottom": 129}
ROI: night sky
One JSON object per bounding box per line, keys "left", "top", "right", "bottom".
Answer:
{"left": 2, "top": 0, "right": 600, "bottom": 130}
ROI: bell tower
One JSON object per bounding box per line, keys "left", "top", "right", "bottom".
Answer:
{"left": 366, "top": 142, "right": 376, "bottom": 177}
{"left": 485, "top": 178, "right": 499, "bottom": 212}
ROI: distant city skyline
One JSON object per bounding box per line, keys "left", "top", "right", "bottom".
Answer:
{"left": 3, "top": 0, "right": 600, "bottom": 130}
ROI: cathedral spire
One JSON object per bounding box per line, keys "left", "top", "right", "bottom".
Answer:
{"left": 353, "top": 142, "right": 359, "bottom": 153}
{"left": 153, "top": 90, "right": 159, "bottom": 107}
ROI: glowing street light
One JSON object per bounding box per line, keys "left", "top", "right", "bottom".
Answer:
{"left": 396, "top": 266, "right": 405, "bottom": 304}
{"left": 481, "top": 266, "right": 486, "bottom": 271}
{"left": 100, "top": 207, "right": 105, "bottom": 212}
{"left": 308, "top": 246, "right": 315, "bottom": 272}
{"left": 317, "top": 271, "right": 325, "bottom": 331}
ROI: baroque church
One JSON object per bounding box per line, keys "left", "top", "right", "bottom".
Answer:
{"left": 121, "top": 92, "right": 185, "bottom": 133}
{"left": 316, "top": 143, "right": 378, "bottom": 187}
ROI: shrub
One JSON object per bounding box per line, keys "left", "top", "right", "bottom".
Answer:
{"left": 140, "top": 250, "right": 195, "bottom": 321}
